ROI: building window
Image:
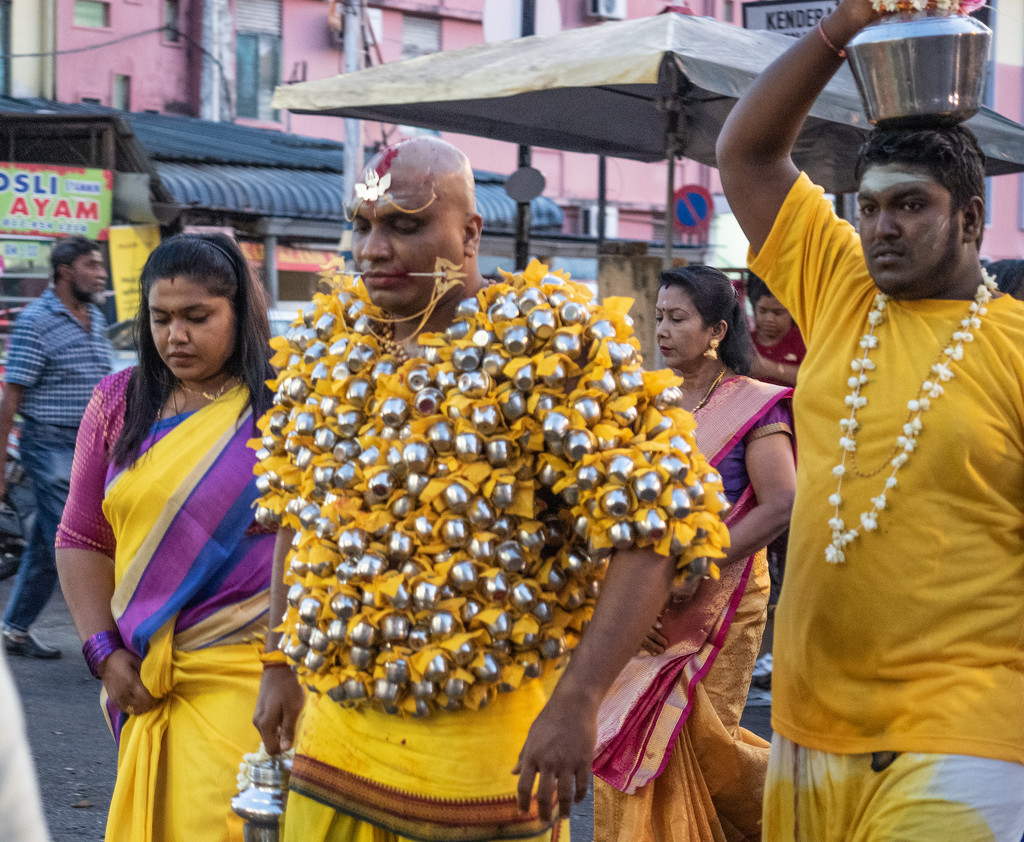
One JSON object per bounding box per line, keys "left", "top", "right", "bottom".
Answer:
{"left": 401, "top": 15, "right": 440, "bottom": 60}
{"left": 236, "top": 32, "right": 281, "bottom": 121}
{"left": 74, "top": 0, "right": 110, "bottom": 27}
{"left": 702, "top": 0, "right": 715, "bottom": 17}
{"left": 164, "top": 0, "right": 181, "bottom": 42}
{"left": 113, "top": 74, "right": 131, "bottom": 110}
{"left": 722, "top": 0, "right": 734, "bottom": 21}
{"left": 0, "top": 1, "right": 10, "bottom": 97}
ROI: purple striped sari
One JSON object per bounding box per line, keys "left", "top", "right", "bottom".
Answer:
{"left": 100, "top": 386, "right": 272, "bottom": 740}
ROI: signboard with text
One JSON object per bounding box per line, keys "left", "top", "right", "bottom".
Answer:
{"left": 0, "top": 238, "right": 52, "bottom": 277}
{"left": 0, "top": 162, "right": 113, "bottom": 241}
{"left": 109, "top": 225, "right": 161, "bottom": 321}
{"left": 743, "top": 0, "right": 839, "bottom": 36}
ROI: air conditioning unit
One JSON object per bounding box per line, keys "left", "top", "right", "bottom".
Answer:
{"left": 581, "top": 205, "right": 619, "bottom": 238}
{"left": 587, "top": 0, "right": 628, "bottom": 20}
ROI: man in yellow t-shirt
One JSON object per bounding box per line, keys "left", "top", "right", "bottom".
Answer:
{"left": 717, "top": 0, "right": 1024, "bottom": 839}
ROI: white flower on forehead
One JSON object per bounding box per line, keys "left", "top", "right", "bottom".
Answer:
{"left": 354, "top": 169, "right": 391, "bottom": 203}
{"left": 825, "top": 274, "right": 994, "bottom": 564}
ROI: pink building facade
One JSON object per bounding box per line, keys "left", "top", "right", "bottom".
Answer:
{"left": 50, "top": 0, "right": 1024, "bottom": 262}
{"left": 55, "top": 0, "right": 203, "bottom": 115}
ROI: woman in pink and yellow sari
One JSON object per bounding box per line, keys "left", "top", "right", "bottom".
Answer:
{"left": 56, "top": 234, "right": 278, "bottom": 842}
{"left": 593, "top": 265, "right": 796, "bottom": 842}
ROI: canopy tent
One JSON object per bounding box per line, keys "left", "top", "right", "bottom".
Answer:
{"left": 273, "top": 12, "right": 1024, "bottom": 260}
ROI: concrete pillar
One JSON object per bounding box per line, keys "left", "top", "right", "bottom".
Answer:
{"left": 596, "top": 252, "right": 663, "bottom": 369}
{"left": 264, "top": 235, "right": 279, "bottom": 305}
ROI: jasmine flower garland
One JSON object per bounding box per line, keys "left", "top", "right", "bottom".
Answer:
{"left": 825, "top": 271, "right": 997, "bottom": 564}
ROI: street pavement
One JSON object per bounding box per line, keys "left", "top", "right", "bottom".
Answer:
{"left": 2, "top": 576, "right": 772, "bottom": 842}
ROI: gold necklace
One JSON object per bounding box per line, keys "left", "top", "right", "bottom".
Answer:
{"left": 179, "top": 377, "right": 240, "bottom": 401}
{"left": 694, "top": 367, "right": 727, "bottom": 412}
{"left": 379, "top": 321, "right": 421, "bottom": 364}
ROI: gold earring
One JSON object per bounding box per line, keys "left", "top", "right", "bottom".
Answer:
{"left": 703, "top": 338, "right": 720, "bottom": 360}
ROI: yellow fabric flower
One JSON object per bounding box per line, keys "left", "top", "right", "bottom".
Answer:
{"left": 251, "top": 263, "right": 728, "bottom": 716}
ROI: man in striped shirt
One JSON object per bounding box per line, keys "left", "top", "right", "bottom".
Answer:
{"left": 0, "top": 236, "right": 111, "bottom": 658}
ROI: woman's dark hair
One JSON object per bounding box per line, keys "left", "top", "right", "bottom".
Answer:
{"left": 112, "top": 233, "right": 275, "bottom": 468}
{"left": 660, "top": 265, "right": 755, "bottom": 376}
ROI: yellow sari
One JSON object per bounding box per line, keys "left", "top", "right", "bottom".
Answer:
{"left": 91, "top": 384, "right": 272, "bottom": 842}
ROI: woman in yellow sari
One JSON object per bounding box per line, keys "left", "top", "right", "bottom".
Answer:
{"left": 55, "top": 233, "right": 277, "bottom": 842}
{"left": 593, "top": 265, "right": 797, "bottom": 842}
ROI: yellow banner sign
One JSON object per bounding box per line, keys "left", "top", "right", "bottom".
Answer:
{"left": 109, "top": 225, "right": 160, "bottom": 322}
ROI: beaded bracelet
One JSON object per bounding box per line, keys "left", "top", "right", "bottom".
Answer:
{"left": 83, "top": 629, "right": 125, "bottom": 679}
{"left": 818, "top": 20, "right": 847, "bottom": 59}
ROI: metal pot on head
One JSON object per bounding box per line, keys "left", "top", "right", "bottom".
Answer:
{"left": 847, "top": 10, "right": 991, "bottom": 127}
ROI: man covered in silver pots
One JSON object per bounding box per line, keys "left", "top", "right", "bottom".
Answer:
{"left": 251, "top": 136, "right": 729, "bottom": 841}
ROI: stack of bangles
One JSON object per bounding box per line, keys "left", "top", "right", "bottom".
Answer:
{"left": 82, "top": 629, "right": 126, "bottom": 679}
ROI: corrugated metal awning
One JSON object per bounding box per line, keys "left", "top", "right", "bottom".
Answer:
{"left": 155, "top": 162, "right": 563, "bottom": 232}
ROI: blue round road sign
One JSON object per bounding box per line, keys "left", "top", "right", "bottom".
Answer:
{"left": 673, "top": 184, "right": 714, "bottom": 233}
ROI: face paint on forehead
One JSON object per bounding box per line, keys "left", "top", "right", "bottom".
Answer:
{"left": 859, "top": 165, "right": 935, "bottom": 195}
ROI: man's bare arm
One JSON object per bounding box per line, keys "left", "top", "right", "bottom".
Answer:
{"left": 514, "top": 546, "right": 677, "bottom": 821}
{"left": 716, "top": 0, "right": 878, "bottom": 253}
{"left": 252, "top": 526, "right": 305, "bottom": 753}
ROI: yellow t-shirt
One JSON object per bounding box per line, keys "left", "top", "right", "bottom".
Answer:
{"left": 749, "top": 173, "right": 1024, "bottom": 763}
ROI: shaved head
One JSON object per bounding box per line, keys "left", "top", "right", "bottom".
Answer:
{"left": 359, "top": 136, "right": 477, "bottom": 217}
{"left": 350, "top": 137, "right": 485, "bottom": 338}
